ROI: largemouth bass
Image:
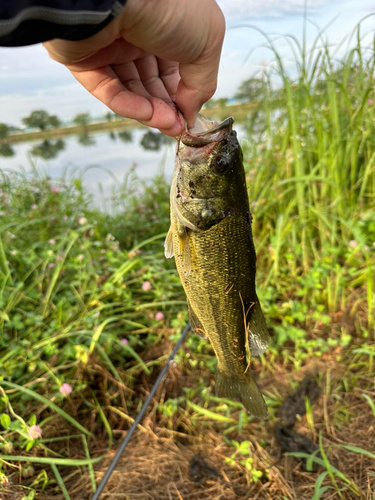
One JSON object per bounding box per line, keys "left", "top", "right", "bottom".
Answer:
{"left": 165, "top": 115, "right": 269, "bottom": 417}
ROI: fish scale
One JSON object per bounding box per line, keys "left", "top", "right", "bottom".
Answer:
{"left": 174, "top": 216, "right": 255, "bottom": 372}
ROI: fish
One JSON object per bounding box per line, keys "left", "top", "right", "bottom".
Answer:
{"left": 165, "top": 115, "right": 269, "bottom": 417}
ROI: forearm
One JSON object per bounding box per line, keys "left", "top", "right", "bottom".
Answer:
{"left": 0, "top": 0, "right": 126, "bottom": 47}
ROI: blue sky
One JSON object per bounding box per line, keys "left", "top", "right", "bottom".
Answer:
{"left": 0, "top": 0, "right": 374, "bottom": 127}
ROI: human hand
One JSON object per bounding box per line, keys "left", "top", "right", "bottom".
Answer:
{"left": 43, "top": 0, "right": 225, "bottom": 136}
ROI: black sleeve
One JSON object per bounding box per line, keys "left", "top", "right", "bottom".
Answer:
{"left": 0, "top": 1, "right": 127, "bottom": 47}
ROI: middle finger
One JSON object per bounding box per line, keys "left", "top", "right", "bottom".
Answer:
{"left": 135, "top": 55, "right": 173, "bottom": 104}
{"left": 113, "top": 60, "right": 151, "bottom": 99}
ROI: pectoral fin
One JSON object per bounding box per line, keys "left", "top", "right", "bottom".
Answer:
{"left": 247, "top": 300, "right": 269, "bottom": 356}
{"left": 176, "top": 222, "right": 192, "bottom": 276}
{"left": 164, "top": 226, "right": 174, "bottom": 259}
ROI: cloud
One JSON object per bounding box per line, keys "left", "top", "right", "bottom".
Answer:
{"left": 217, "top": 0, "right": 335, "bottom": 19}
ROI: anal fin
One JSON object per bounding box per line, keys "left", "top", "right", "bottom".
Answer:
{"left": 247, "top": 300, "right": 269, "bottom": 357}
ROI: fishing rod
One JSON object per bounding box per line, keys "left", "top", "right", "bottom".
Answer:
{"left": 91, "top": 322, "right": 191, "bottom": 500}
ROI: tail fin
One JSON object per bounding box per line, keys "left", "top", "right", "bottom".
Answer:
{"left": 215, "top": 368, "right": 267, "bottom": 418}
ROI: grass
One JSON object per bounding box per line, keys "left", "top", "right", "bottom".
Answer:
{"left": 0, "top": 22, "right": 375, "bottom": 500}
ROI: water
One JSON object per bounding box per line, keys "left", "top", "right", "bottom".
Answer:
{"left": 0, "top": 124, "right": 247, "bottom": 205}
{"left": 0, "top": 127, "right": 176, "bottom": 199}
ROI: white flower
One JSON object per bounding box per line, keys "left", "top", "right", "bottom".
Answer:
{"left": 28, "top": 425, "right": 42, "bottom": 439}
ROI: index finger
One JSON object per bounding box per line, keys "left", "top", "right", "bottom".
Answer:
{"left": 175, "top": 5, "right": 225, "bottom": 128}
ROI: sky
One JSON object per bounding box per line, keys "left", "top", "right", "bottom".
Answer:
{"left": 0, "top": 0, "right": 374, "bottom": 127}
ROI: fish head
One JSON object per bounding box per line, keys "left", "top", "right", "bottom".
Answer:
{"left": 172, "top": 115, "right": 248, "bottom": 232}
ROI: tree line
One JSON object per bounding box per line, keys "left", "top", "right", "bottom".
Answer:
{"left": 0, "top": 110, "right": 121, "bottom": 139}
{"left": 0, "top": 79, "right": 267, "bottom": 139}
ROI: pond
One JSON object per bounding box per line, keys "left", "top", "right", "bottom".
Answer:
{"left": 0, "top": 123, "right": 247, "bottom": 206}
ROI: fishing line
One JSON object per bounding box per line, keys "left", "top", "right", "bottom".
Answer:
{"left": 91, "top": 322, "right": 191, "bottom": 500}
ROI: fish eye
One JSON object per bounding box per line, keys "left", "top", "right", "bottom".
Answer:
{"left": 213, "top": 154, "right": 230, "bottom": 173}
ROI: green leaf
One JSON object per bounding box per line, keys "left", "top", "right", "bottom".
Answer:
{"left": 341, "top": 445, "right": 375, "bottom": 460}
{"left": 21, "top": 491, "right": 35, "bottom": 500}
{"left": 25, "top": 440, "right": 34, "bottom": 452}
{"left": 0, "top": 413, "right": 11, "bottom": 429}
{"left": 287, "top": 452, "right": 347, "bottom": 480}
{"left": 9, "top": 420, "right": 22, "bottom": 431}
{"left": 28, "top": 414, "right": 36, "bottom": 426}
{"left": 187, "top": 401, "right": 236, "bottom": 423}
{"left": 362, "top": 393, "right": 375, "bottom": 418}
{"left": 51, "top": 463, "right": 71, "bottom": 500}
{"left": 0, "top": 454, "right": 104, "bottom": 466}
{"left": 312, "top": 471, "right": 329, "bottom": 500}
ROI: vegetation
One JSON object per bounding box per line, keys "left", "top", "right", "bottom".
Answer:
{"left": 0, "top": 124, "right": 10, "bottom": 139}
{"left": 235, "top": 77, "right": 268, "bottom": 102}
{"left": 204, "top": 97, "right": 229, "bottom": 109}
{"left": 0, "top": 24, "right": 375, "bottom": 500}
{"left": 73, "top": 113, "right": 91, "bottom": 128}
{"left": 30, "top": 139, "right": 66, "bottom": 160}
{"left": 22, "top": 110, "right": 61, "bottom": 131}
{"left": 0, "top": 144, "right": 14, "bottom": 158}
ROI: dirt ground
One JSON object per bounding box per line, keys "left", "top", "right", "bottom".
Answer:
{"left": 61, "top": 358, "right": 375, "bottom": 500}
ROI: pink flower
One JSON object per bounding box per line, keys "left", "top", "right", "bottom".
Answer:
{"left": 142, "top": 281, "right": 151, "bottom": 291}
{"left": 77, "top": 254, "right": 84, "bottom": 261}
{"left": 48, "top": 239, "right": 55, "bottom": 245}
{"left": 59, "top": 383, "right": 72, "bottom": 396}
{"left": 48, "top": 263, "right": 55, "bottom": 268}
{"left": 121, "top": 338, "right": 129, "bottom": 345}
{"left": 63, "top": 215, "right": 68, "bottom": 221}
{"left": 31, "top": 204, "right": 37, "bottom": 210}
{"left": 50, "top": 186, "right": 61, "bottom": 193}
{"left": 349, "top": 240, "right": 358, "bottom": 248}
{"left": 368, "top": 99, "right": 374, "bottom": 106}
{"left": 155, "top": 312, "right": 164, "bottom": 321}
{"left": 28, "top": 425, "right": 42, "bottom": 439}
{"left": 78, "top": 217, "right": 87, "bottom": 225}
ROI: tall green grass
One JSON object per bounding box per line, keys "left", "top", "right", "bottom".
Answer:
{"left": 238, "top": 21, "right": 375, "bottom": 329}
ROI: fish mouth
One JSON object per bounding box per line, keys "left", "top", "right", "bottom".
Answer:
{"left": 181, "top": 117, "right": 234, "bottom": 147}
